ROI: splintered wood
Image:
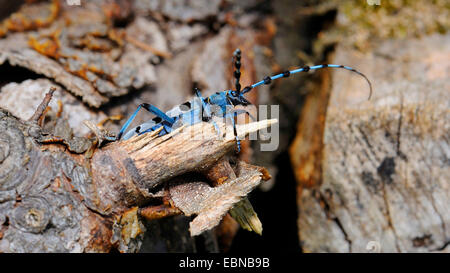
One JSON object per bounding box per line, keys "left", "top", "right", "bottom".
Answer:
{"left": 91, "top": 119, "right": 276, "bottom": 237}
{"left": 295, "top": 34, "right": 450, "bottom": 253}
{"left": 118, "top": 119, "right": 277, "bottom": 190}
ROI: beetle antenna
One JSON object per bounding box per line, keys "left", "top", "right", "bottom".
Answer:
{"left": 241, "top": 64, "right": 373, "bottom": 100}
{"left": 233, "top": 48, "right": 242, "bottom": 94}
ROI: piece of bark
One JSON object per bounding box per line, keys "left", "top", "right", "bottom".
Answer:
{"left": 169, "top": 161, "right": 265, "bottom": 236}
{"left": 204, "top": 159, "right": 265, "bottom": 235}
{"left": 296, "top": 34, "right": 450, "bottom": 253}
{"left": 0, "top": 2, "right": 163, "bottom": 107}
{"left": 0, "top": 108, "right": 107, "bottom": 252}
{"left": 0, "top": 34, "right": 108, "bottom": 107}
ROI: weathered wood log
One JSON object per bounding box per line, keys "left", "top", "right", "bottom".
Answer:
{"left": 292, "top": 33, "right": 450, "bottom": 253}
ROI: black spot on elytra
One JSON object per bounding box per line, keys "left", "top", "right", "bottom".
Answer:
{"left": 412, "top": 234, "right": 433, "bottom": 248}
{"left": 377, "top": 157, "right": 396, "bottom": 184}
{"left": 152, "top": 117, "right": 162, "bottom": 123}
{"left": 182, "top": 101, "right": 191, "bottom": 109}
{"left": 362, "top": 171, "right": 380, "bottom": 192}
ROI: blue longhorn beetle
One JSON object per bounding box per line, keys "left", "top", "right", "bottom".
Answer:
{"left": 116, "top": 49, "right": 372, "bottom": 152}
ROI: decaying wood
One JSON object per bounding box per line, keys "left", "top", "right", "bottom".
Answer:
{"left": 0, "top": 35, "right": 108, "bottom": 107}
{"left": 294, "top": 34, "right": 450, "bottom": 253}
{"left": 0, "top": 0, "right": 60, "bottom": 38}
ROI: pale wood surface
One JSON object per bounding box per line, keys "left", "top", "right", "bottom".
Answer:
{"left": 297, "top": 34, "right": 450, "bottom": 253}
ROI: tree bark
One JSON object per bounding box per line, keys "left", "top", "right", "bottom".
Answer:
{"left": 293, "top": 34, "right": 450, "bottom": 253}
